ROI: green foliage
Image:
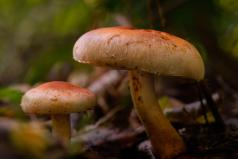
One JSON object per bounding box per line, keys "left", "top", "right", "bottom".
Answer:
{"left": 0, "top": 0, "right": 93, "bottom": 85}
{"left": 76, "top": 112, "right": 95, "bottom": 130}
{"left": 158, "top": 96, "right": 171, "bottom": 110}
{"left": 196, "top": 112, "right": 215, "bottom": 124}
{"left": 51, "top": 1, "right": 91, "bottom": 36}
{"left": 0, "top": 87, "right": 25, "bottom": 119}
{"left": 214, "top": 1, "right": 238, "bottom": 58}
{"left": 1, "top": 0, "right": 217, "bottom": 85}
{"left": 217, "top": 16, "right": 238, "bottom": 58}
{"left": 0, "top": 87, "right": 23, "bottom": 104}
{"left": 218, "top": 0, "right": 238, "bottom": 15}
{"left": 24, "top": 44, "right": 72, "bottom": 84}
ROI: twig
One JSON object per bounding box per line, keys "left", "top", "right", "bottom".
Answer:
{"left": 199, "top": 81, "right": 225, "bottom": 130}
{"left": 138, "top": 140, "right": 156, "bottom": 159}
{"left": 164, "top": 93, "right": 220, "bottom": 124}
{"left": 72, "top": 126, "right": 145, "bottom": 151}
{"left": 197, "top": 83, "right": 209, "bottom": 124}
{"left": 83, "top": 105, "right": 124, "bottom": 132}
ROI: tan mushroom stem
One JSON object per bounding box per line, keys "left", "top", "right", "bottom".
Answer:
{"left": 52, "top": 114, "right": 70, "bottom": 145}
{"left": 129, "top": 70, "right": 186, "bottom": 159}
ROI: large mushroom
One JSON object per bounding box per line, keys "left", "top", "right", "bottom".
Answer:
{"left": 21, "top": 81, "right": 96, "bottom": 145}
{"left": 73, "top": 27, "right": 205, "bottom": 159}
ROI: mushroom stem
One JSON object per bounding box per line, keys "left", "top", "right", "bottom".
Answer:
{"left": 129, "top": 70, "right": 186, "bottom": 159}
{"left": 52, "top": 114, "right": 70, "bottom": 145}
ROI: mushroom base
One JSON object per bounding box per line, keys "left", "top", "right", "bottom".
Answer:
{"left": 129, "top": 70, "right": 186, "bottom": 159}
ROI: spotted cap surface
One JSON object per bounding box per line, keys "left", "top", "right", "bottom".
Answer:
{"left": 21, "top": 81, "right": 96, "bottom": 114}
{"left": 73, "top": 26, "right": 205, "bottom": 81}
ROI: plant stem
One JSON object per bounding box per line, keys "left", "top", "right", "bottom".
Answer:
{"left": 199, "top": 81, "right": 225, "bottom": 130}
{"left": 129, "top": 70, "right": 186, "bottom": 159}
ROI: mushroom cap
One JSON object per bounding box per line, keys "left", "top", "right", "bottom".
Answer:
{"left": 21, "top": 81, "right": 96, "bottom": 114}
{"left": 73, "top": 27, "right": 205, "bottom": 81}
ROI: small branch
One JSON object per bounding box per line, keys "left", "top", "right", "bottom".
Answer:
{"left": 72, "top": 126, "right": 145, "bottom": 151}
{"left": 199, "top": 81, "right": 225, "bottom": 130}
{"left": 164, "top": 93, "right": 220, "bottom": 124}
{"left": 83, "top": 105, "right": 124, "bottom": 132}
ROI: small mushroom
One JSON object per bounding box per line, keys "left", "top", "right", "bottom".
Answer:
{"left": 73, "top": 27, "right": 205, "bottom": 159}
{"left": 20, "top": 81, "right": 96, "bottom": 145}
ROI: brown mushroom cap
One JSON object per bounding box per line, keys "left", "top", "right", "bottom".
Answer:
{"left": 21, "top": 81, "right": 96, "bottom": 114}
{"left": 73, "top": 27, "right": 205, "bottom": 81}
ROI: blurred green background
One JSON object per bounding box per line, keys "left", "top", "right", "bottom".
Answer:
{"left": 0, "top": 0, "right": 237, "bottom": 86}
